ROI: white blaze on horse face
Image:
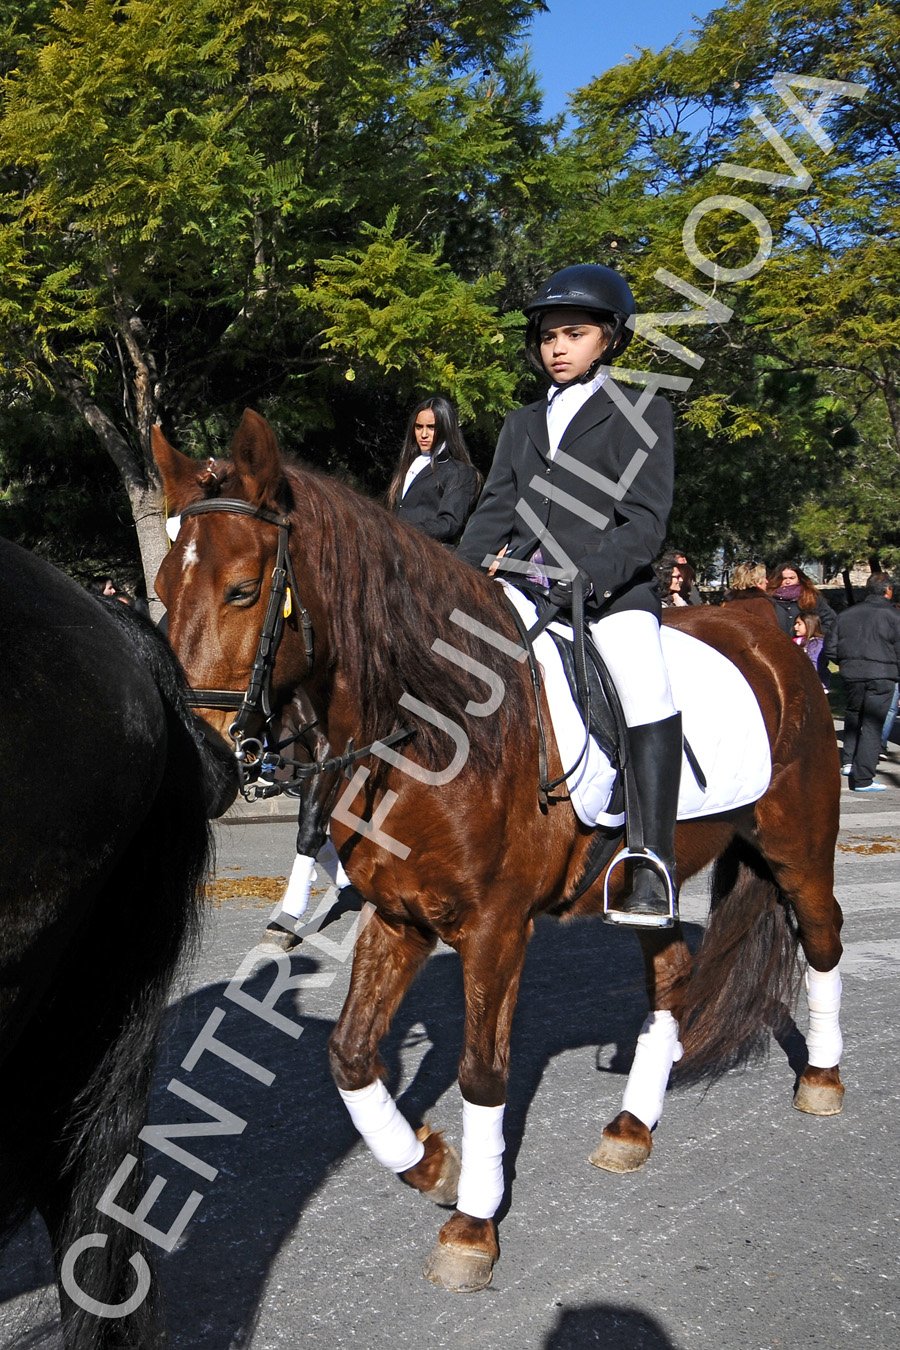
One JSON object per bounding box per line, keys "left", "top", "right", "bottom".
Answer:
{"left": 181, "top": 538, "right": 199, "bottom": 576}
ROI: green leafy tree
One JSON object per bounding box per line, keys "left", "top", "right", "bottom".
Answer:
{"left": 0, "top": 0, "right": 547, "bottom": 597}
{"left": 537, "top": 0, "right": 898, "bottom": 568}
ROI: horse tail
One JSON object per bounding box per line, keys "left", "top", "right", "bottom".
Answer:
{"left": 675, "top": 838, "right": 803, "bottom": 1084}
{"left": 47, "top": 654, "right": 213, "bottom": 1346}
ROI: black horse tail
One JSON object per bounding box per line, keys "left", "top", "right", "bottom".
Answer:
{"left": 46, "top": 616, "right": 215, "bottom": 1347}
{"left": 675, "top": 838, "right": 803, "bottom": 1085}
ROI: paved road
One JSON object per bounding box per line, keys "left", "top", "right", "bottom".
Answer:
{"left": 3, "top": 752, "right": 900, "bottom": 1349}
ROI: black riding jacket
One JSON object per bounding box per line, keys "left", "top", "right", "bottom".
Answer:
{"left": 394, "top": 448, "right": 480, "bottom": 544}
{"left": 456, "top": 381, "right": 673, "bottom": 618}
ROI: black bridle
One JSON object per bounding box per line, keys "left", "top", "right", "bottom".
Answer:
{"left": 179, "top": 496, "right": 313, "bottom": 732}
{"left": 176, "top": 495, "right": 413, "bottom": 798}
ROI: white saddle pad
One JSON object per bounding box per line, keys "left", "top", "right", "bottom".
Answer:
{"left": 503, "top": 586, "right": 772, "bottom": 829}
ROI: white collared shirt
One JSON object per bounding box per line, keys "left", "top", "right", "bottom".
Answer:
{"left": 546, "top": 370, "right": 608, "bottom": 459}
{"left": 401, "top": 453, "right": 432, "bottom": 498}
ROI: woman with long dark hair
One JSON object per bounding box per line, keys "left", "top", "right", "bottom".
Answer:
{"left": 767, "top": 562, "right": 837, "bottom": 684}
{"left": 386, "top": 396, "right": 481, "bottom": 543}
{"left": 657, "top": 558, "right": 695, "bottom": 608}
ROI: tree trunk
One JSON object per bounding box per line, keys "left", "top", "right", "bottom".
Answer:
{"left": 51, "top": 359, "right": 168, "bottom": 620}
{"left": 879, "top": 361, "right": 900, "bottom": 461}
{"left": 129, "top": 482, "right": 169, "bottom": 622}
{"left": 842, "top": 569, "right": 855, "bottom": 605}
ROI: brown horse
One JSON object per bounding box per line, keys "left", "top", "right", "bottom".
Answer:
{"left": 152, "top": 410, "right": 844, "bottom": 1294}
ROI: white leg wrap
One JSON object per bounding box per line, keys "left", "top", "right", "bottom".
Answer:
{"left": 277, "top": 854, "right": 317, "bottom": 920}
{"left": 805, "top": 965, "right": 843, "bottom": 1068}
{"left": 621, "top": 1010, "right": 683, "bottom": 1131}
{"left": 320, "top": 836, "right": 351, "bottom": 890}
{"left": 337, "top": 1079, "right": 425, "bottom": 1173}
{"left": 456, "top": 1100, "right": 506, "bottom": 1221}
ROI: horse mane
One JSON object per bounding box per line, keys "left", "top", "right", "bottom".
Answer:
{"left": 207, "top": 459, "right": 533, "bottom": 777}
{"left": 292, "top": 465, "right": 533, "bottom": 774}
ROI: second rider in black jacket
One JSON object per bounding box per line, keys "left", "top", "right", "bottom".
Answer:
{"left": 387, "top": 396, "right": 481, "bottom": 544}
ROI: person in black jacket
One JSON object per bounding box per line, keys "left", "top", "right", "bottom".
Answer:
{"left": 836, "top": 572, "right": 900, "bottom": 791}
{"left": 386, "top": 396, "right": 481, "bottom": 544}
{"left": 457, "top": 264, "right": 680, "bottom": 929}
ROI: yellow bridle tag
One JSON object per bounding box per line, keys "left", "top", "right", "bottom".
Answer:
{"left": 283, "top": 588, "right": 293, "bottom": 619}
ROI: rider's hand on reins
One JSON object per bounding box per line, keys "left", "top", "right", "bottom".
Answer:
{"left": 548, "top": 567, "right": 594, "bottom": 610}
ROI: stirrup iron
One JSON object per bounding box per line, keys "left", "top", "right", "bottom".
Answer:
{"left": 602, "top": 848, "right": 677, "bottom": 929}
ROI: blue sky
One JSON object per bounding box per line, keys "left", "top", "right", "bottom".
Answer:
{"left": 524, "top": 1, "right": 721, "bottom": 118}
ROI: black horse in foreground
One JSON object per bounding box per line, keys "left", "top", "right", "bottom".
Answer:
{"left": 0, "top": 539, "right": 236, "bottom": 1348}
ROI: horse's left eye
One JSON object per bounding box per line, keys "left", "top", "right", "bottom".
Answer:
{"left": 225, "top": 581, "right": 261, "bottom": 606}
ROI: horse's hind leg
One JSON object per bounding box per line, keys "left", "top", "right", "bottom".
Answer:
{"left": 590, "top": 927, "right": 693, "bottom": 1173}
{"left": 423, "top": 916, "right": 532, "bottom": 1293}
{"left": 329, "top": 912, "right": 461, "bottom": 1204}
{"left": 763, "top": 839, "right": 845, "bottom": 1116}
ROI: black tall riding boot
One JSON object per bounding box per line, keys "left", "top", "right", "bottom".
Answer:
{"left": 604, "top": 712, "right": 682, "bottom": 928}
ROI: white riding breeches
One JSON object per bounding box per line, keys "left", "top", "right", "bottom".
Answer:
{"left": 588, "top": 609, "right": 676, "bottom": 727}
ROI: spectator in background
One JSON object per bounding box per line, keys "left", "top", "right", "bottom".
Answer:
{"left": 386, "top": 396, "right": 481, "bottom": 544}
{"left": 881, "top": 683, "right": 899, "bottom": 761}
{"left": 722, "top": 562, "right": 778, "bottom": 624}
{"left": 658, "top": 557, "right": 695, "bottom": 608}
{"left": 88, "top": 576, "right": 133, "bottom": 606}
{"left": 836, "top": 572, "right": 900, "bottom": 791}
{"left": 768, "top": 562, "right": 837, "bottom": 687}
{"left": 793, "top": 611, "right": 826, "bottom": 685}
{"left": 662, "top": 549, "right": 702, "bottom": 604}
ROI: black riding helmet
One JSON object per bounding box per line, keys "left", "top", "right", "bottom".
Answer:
{"left": 523, "top": 264, "right": 636, "bottom": 385}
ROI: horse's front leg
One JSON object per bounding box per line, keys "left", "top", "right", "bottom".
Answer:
{"left": 328, "top": 910, "right": 461, "bottom": 1203}
{"left": 591, "top": 927, "right": 693, "bottom": 1173}
{"left": 267, "top": 727, "right": 345, "bottom": 946}
{"left": 423, "top": 917, "right": 532, "bottom": 1294}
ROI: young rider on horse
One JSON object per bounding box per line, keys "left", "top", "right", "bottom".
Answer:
{"left": 457, "top": 264, "right": 681, "bottom": 928}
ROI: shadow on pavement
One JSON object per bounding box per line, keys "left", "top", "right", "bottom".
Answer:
{"left": 544, "top": 1302, "right": 679, "bottom": 1348}
{"left": 1, "top": 908, "right": 770, "bottom": 1348}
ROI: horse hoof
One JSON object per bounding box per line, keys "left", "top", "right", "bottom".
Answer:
{"left": 793, "top": 1067, "right": 845, "bottom": 1116}
{"left": 589, "top": 1111, "right": 652, "bottom": 1172}
{"left": 417, "top": 1127, "right": 461, "bottom": 1206}
{"left": 423, "top": 1239, "right": 495, "bottom": 1292}
{"left": 589, "top": 1134, "right": 651, "bottom": 1172}
{"left": 423, "top": 1214, "right": 498, "bottom": 1292}
{"left": 264, "top": 923, "right": 302, "bottom": 952}
{"left": 400, "top": 1125, "right": 460, "bottom": 1206}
